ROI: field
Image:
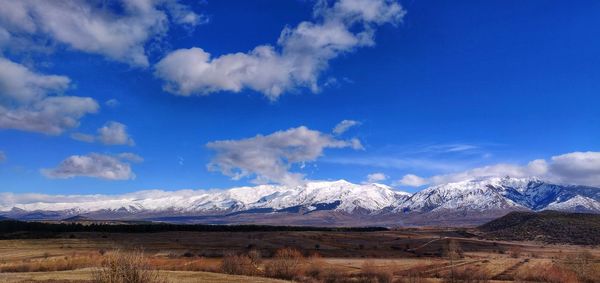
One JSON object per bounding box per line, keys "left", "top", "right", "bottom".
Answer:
{"left": 1, "top": 229, "right": 599, "bottom": 282}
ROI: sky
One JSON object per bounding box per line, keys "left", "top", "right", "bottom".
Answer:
{"left": 1, "top": 0, "right": 599, "bottom": 198}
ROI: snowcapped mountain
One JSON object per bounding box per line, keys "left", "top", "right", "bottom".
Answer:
{"left": 0, "top": 180, "right": 410, "bottom": 217}
{"left": 1, "top": 177, "right": 599, "bottom": 226}
{"left": 398, "top": 176, "right": 600, "bottom": 214}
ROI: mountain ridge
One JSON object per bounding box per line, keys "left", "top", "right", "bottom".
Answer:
{"left": 2, "top": 177, "right": 599, "bottom": 226}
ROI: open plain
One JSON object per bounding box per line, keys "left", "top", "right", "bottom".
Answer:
{"left": 1, "top": 228, "right": 599, "bottom": 282}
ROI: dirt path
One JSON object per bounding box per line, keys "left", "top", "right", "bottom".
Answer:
{"left": 421, "top": 259, "right": 485, "bottom": 277}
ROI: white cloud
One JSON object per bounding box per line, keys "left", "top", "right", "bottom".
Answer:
{"left": 71, "top": 121, "right": 135, "bottom": 146}
{"left": 333, "top": 119, "right": 361, "bottom": 135}
{"left": 117, "top": 152, "right": 144, "bottom": 163}
{"left": 0, "top": 0, "right": 205, "bottom": 67}
{"left": 0, "top": 58, "right": 99, "bottom": 135}
{"left": 206, "top": 126, "right": 363, "bottom": 186}
{"left": 155, "top": 0, "right": 404, "bottom": 99}
{"left": 41, "top": 152, "right": 140, "bottom": 180}
{"left": 0, "top": 150, "right": 5, "bottom": 162}
{"left": 70, "top": 133, "right": 95, "bottom": 143}
{"left": 548, "top": 151, "right": 600, "bottom": 187}
{"left": 395, "top": 174, "right": 428, "bottom": 187}
{"left": 365, "top": 172, "right": 387, "bottom": 183}
{"left": 400, "top": 151, "right": 600, "bottom": 187}
{"left": 98, "top": 121, "right": 135, "bottom": 146}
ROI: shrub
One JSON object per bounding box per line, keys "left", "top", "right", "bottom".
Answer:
{"left": 247, "top": 249, "right": 262, "bottom": 266}
{"left": 264, "top": 248, "right": 305, "bottom": 280}
{"left": 305, "top": 255, "right": 326, "bottom": 279}
{"left": 515, "top": 262, "right": 578, "bottom": 283}
{"left": 509, "top": 246, "right": 522, "bottom": 258}
{"left": 92, "top": 250, "right": 168, "bottom": 283}
{"left": 447, "top": 266, "right": 490, "bottom": 283}
{"left": 220, "top": 253, "right": 259, "bottom": 276}
{"left": 570, "top": 250, "right": 599, "bottom": 283}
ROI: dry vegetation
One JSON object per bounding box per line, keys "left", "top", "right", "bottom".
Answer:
{"left": 1, "top": 230, "right": 600, "bottom": 282}
{"left": 92, "top": 250, "right": 167, "bottom": 283}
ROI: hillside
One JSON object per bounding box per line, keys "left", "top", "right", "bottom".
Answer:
{"left": 479, "top": 210, "right": 600, "bottom": 245}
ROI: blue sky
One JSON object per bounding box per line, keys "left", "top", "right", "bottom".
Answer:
{"left": 1, "top": 0, "right": 599, "bottom": 196}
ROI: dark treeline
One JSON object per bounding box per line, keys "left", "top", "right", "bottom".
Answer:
{"left": 0, "top": 220, "right": 387, "bottom": 235}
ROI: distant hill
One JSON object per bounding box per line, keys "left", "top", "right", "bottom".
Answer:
{"left": 478, "top": 210, "right": 600, "bottom": 245}
{"left": 61, "top": 215, "right": 91, "bottom": 222}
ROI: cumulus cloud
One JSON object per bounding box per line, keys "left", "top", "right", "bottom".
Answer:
{"left": 41, "top": 152, "right": 141, "bottom": 180}
{"left": 0, "top": 58, "right": 99, "bottom": 135}
{"left": 0, "top": 0, "right": 205, "bottom": 67}
{"left": 365, "top": 172, "right": 387, "bottom": 183}
{"left": 333, "top": 119, "right": 361, "bottom": 135}
{"left": 98, "top": 121, "right": 135, "bottom": 146}
{"left": 155, "top": 0, "right": 404, "bottom": 99}
{"left": 71, "top": 121, "right": 135, "bottom": 146}
{"left": 206, "top": 126, "right": 363, "bottom": 186}
{"left": 548, "top": 151, "right": 600, "bottom": 187}
{"left": 400, "top": 151, "right": 600, "bottom": 187}
{"left": 395, "top": 174, "right": 428, "bottom": 187}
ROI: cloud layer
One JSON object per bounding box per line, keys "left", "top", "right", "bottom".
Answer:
{"left": 206, "top": 126, "right": 363, "bottom": 186}
{"left": 0, "top": 58, "right": 99, "bottom": 135}
{"left": 42, "top": 152, "right": 142, "bottom": 180}
{"left": 399, "top": 151, "right": 600, "bottom": 188}
{"left": 0, "top": 0, "right": 205, "bottom": 67}
{"left": 155, "top": 0, "right": 404, "bottom": 99}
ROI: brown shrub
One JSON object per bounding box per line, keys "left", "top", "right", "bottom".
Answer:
{"left": 569, "top": 251, "right": 599, "bottom": 283}
{"left": 447, "top": 266, "right": 491, "bottom": 283}
{"left": 305, "top": 255, "right": 326, "bottom": 279}
{"left": 515, "top": 262, "right": 578, "bottom": 283}
{"left": 509, "top": 246, "right": 523, "bottom": 258}
{"left": 220, "top": 253, "right": 259, "bottom": 276}
{"left": 264, "top": 247, "right": 305, "bottom": 280}
{"left": 248, "top": 249, "right": 262, "bottom": 266}
{"left": 0, "top": 255, "right": 98, "bottom": 273}
{"left": 92, "top": 250, "right": 168, "bottom": 283}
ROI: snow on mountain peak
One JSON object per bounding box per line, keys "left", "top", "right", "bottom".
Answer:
{"left": 1, "top": 180, "right": 410, "bottom": 214}
{"left": 2, "top": 177, "right": 599, "bottom": 221}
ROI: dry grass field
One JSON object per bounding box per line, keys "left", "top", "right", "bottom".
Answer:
{"left": 0, "top": 229, "right": 599, "bottom": 282}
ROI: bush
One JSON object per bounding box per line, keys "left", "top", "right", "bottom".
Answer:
{"left": 220, "top": 253, "right": 259, "bottom": 276}
{"left": 265, "top": 248, "right": 305, "bottom": 280}
{"left": 447, "top": 266, "right": 490, "bottom": 283}
{"left": 509, "top": 246, "right": 522, "bottom": 258}
{"left": 515, "top": 262, "right": 578, "bottom": 283}
{"left": 92, "top": 250, "right": 167, "bottom": 283}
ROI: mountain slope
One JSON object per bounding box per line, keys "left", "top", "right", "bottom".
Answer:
{"left": 479, "top": 210, "right": 600, "bottom": 245}
{"left": 1, "top": 177, "right": 599, "bottom": 226}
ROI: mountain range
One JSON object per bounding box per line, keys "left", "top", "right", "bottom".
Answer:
{"left": 2, "top": 177, "right": 599, "bottom": 226}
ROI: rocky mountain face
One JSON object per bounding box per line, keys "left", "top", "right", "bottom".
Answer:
{"left": 1, "top": 177, "right": 599, "bottom": 226}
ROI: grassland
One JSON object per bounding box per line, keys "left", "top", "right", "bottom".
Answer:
{"left": 0, "top": 229, "right": 599, "bottom": 282}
